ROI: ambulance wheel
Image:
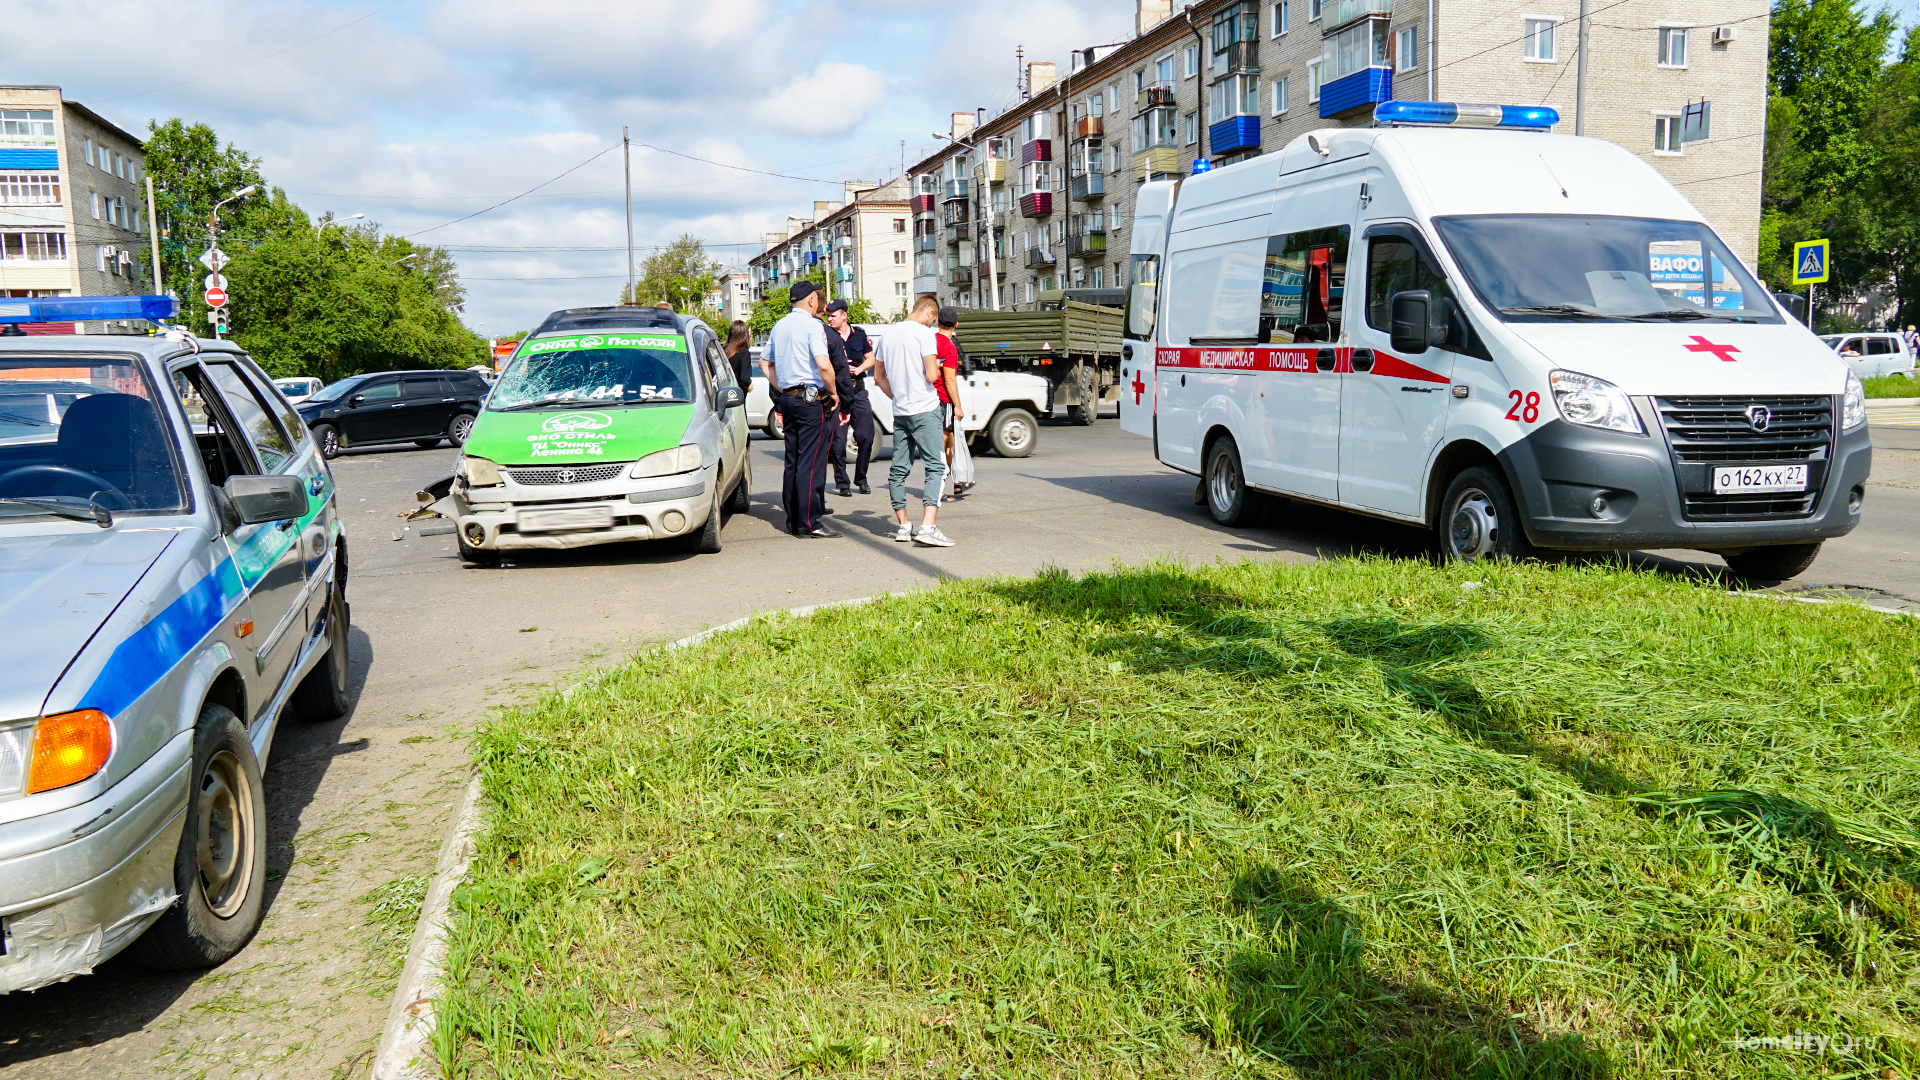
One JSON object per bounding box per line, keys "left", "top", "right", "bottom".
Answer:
{"left": 1205, "top": 435, "right": 1263, "bottom": 527}
{"left": 1721, "top": 542, "right": 1822, "bottom": 581}
{"left": 1440, "top": 466, "right": 1536, "bottom": 562}
{"left": 128, "top": 704, "right": 267, "bottom": 970}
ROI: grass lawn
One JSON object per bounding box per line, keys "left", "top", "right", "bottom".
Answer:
{"left": 438, "top": 559, "right": 1920, "bottom": 1079}
{"left": 1863, "top": 373, "right": 1918, "bottom": 398}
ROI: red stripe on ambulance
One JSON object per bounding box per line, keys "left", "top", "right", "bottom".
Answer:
{"left": 1154, "top": 345, "right": 1446, "bottom": 384}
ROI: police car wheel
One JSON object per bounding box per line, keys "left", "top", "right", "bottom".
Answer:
{"left": 128, "top": 704, "right": 267, "bottom": 971}
{"left": 314, "top": 424, "right": 341, "bottom": 460}
{"left": 1441, "top": 466, "right": 1535, "bottom": 562}
{"left": 292, "top": 577, "right": 351, "bottom": 722}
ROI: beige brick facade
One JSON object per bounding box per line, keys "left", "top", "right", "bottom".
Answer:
{"left": 899, "top": 0, "right": 1765, "bottom": 315}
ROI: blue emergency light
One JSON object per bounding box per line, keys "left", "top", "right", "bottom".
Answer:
{"left": 1191, "top": 158, "right": 1212, "bottom": 174}
{"left": 0, "top": 295, "right": 180, "bottom": 324}
{"left": 1372, "top": 101, "right": 1560, "bottom": 130}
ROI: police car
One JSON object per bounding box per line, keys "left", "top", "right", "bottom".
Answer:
{"left": 1119, "top": 102, "right": 1871, "bottom": 580}
{"left": 0, "top": 297, "right": 349, "bottom": 992}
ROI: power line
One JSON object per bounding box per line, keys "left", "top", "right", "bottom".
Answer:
{"left": 629, "top": 141, "right": 845, "bottom": 184}
{"left": 404, "top": 144, "right": 617, "bottom": 239}
{"left": 100, "top": 0, "right": 409, "bottom": 104}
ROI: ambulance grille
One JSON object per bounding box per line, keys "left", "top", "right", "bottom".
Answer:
{"left": 1655, "top": 396, "right": 1834, "bottom": 463}
{"left": 506, "top": 462, "right": 627, "bottom": 485}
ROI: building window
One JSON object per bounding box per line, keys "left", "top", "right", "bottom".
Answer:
{"left": 1273, "top": 0, "right": 1288, "bottom": 35}
{"left": 0, "top": 231, "right": 67, "bottom": 261}
{"left": 1654, "top": 115, "right": 1683, "bottom": 153}
{"left": 1090, "top": 92, "right": 1105, "bottom": 118}
{"left": 1184, "top": 45, "right": 1200, "bottom": 79}
{"left": 1135, "top": 69, "right": 1147, "bottom": 93}
{"left": 83, "top": 137, "right": 94, "bottom": 166}
{"left": 1308, "top": 60, "right": 1323, "bottom": 102}
{"left": 97, "top": 246, "right": 107, "bottom": 272}
{"left": 1524, "top": 18, "right": 1557, "bottom": 62}
{"left": 0, "top": 172, "right": 61, "bottom": 205}
{"left": 1209, "top": 73, "right": 1262, "bottom": 118}
{"left": 1183, "top": 111, "right": 1197, "bottom": 145}
{"left": 1273, "top": 76, "right": 1290, "bottom": 114}
{"left": 1309, "top": 0, "right": 1321, "bottom": 19}
{"left": 1109, "top": 82, "right": 1122, "bottom": 112}
{"left": 1398, "top": 25, "right": 1419, "bottom": 70}
{"left": 893, "top": 218, "right": 905, "bottom": 232}
{"left": 0, "top": 109, "right": 56, "bottom": 146}
{"left": 894, "top": 250, "right": 906, "bottom": 264}
{"left": 895, "top": 281, "right": 909, "bottom": 297}
{"left": 1155, "top": 54, "right": 1175, "bottom": 86}
{"left": 1658, "top": 26, "right": 1689, "bottom": 67}
{"left": 1325, "top": 19, "right": 1390, "bottom": 82}
{"left": 90, "top": 191, "right": 100, "bottom": 219}
{"left": 1090, "top": 266, "right": 1105, "bottom": 288}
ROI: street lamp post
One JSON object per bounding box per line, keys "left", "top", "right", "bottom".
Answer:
{"left": 317, "top": 212, "right": 364, "bottom": 240}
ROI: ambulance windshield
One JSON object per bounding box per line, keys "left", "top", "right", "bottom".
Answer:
{"left": 1433, "top": 215, "right": 1781, "bottom": 324}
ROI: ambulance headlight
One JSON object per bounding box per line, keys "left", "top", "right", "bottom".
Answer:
{"left": 1549, "top": 370, "right": 1643, "bottom": 434}
{"left": 456, "top": 456, "right": 502, "bottom": 486}
{"left": 629, "top": 444, "right": 707, "bottom": 478}
{"left": 1842, "top": 372, "right": 1867, "bottom": 432}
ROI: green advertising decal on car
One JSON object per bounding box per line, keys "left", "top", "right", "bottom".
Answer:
{"left": 461, "top": 332, "right": 698, "bottom": 466}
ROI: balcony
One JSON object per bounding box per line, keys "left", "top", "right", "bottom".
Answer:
{"left": 1024, "top": 247, "right": 1056, "bottom": 270}
{"left": 1215, "top": 40, "right": 1260, "bottom": 75}
{"left": 911, "top": 274, "right": 939, "bottom": 296}
{"left": 1075, "top": 116, "right": 1103, "bottom": 139}
{"left": 1135, "top": 85, "right": 1176, "bottom": 111}
{"left": 1132, "top": 145, "right": 1183, "bottom": 177}
{"left": 914, "top": 234, "right": 939, "bottom": 254}
{"left": 1326, "top": 0, "right": 1392, "bottom": 30}
{"left": 1319, "top": 66, "right": 1392, "bottom": 118}
{"left": 1209, "top": 115, "right": 1262, "bottom": 155}
{"left": 944, "top": 179, "right": 969, "bottom": 201}
{"left": 1018, "top": 191, "right": 1053, "bottom": 217}
{"left": 1021, "top": 138, "right": 1053, "bottom": 164}
{"left": 1067, "top": 233, "right": 1106, "bottom": 258}
{"left": 910, "top": 193, "right": 936, "bottom": 215}
{"left": 1070, "top": 173, "right": 1106, "bottom": 201}
{"left": 976, "top": 159, "right": 1006, "bottom": 184}
{"left": 948, "top": 266, "right": 974, "bottom": 288}
{"left": 945, "top": 221, "right": 971, "bottom": 243}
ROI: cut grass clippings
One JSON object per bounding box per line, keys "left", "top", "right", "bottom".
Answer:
{"left": 437, "top": 558, "right": 1920, "bottom": 1079}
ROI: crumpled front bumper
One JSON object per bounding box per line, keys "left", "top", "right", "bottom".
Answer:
{"left": 428, "top": 467, "right": 715, "bottom": 552}
{"left": 0, "top": 807, "right": 182, "bottom": 993}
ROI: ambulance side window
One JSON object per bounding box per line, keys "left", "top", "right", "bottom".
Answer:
{"left": 1125, "top": 253, "right": 1161, "bottom": 340}
{"left": 1260, "top": 225, "right": 1349, "bottom": 344}
{"left": 1365, "top": 237, "right": 1452, "bottom": 333}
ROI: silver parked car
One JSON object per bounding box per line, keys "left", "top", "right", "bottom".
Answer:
{"left": 0, "top": 334, "right": 349, "bottom": 993}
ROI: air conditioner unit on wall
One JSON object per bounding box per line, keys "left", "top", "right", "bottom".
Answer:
{"left": 1711, "top": 25, "right": 1737, "bottom": 44}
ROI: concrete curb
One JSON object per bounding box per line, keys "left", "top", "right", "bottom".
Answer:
{"left": 367, "top": 593, "right": 891, "bottom": 1079}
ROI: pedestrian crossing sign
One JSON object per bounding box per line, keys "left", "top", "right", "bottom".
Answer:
{"left": 1793, "top": 238, "right": 1829, "bottom": 285}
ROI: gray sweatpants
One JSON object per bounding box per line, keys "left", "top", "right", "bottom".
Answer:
{"left": 888, "top": 408, "right": 947, "bottom": 510}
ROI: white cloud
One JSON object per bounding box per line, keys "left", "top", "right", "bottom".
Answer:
{"left": 756, "top": 63, "right": 888, "bottom": 137}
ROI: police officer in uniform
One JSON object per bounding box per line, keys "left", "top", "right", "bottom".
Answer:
{"left": 823, "top": 300, "right": 876, "bottom": 496}
{"left": 761, "top": 281, "right": 841, "bottom": 537}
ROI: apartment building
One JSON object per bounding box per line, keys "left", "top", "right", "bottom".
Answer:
{"left": 715, "top": 268, "right": 753, "bottom": 326}
{"left": 748, "top": 178, "right": 914, "bottom": 317}
{"left": 908, "top": 0, "right": 1765, "bottom": 313}
{"left": 0, "top": 85, "right": 152, "bottom": 331}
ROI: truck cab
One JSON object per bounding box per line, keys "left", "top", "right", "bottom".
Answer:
{"left": 1120, "top": 102, "right": 1870, "bottom": 580}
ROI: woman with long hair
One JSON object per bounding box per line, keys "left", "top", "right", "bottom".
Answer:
{"left": 724, "top": 320, "right": 754, "bottom": 398}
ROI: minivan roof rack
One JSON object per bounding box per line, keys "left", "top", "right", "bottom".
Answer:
{"left": 531, "top": 306, "right": 679, "bottom": 336}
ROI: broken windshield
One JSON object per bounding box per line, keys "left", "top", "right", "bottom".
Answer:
{"left": 488, "top": 332, "right": 694, "bottom": 410}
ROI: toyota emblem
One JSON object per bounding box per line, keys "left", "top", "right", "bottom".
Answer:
{"left": 556, "top": 468, "right": 577, "bottom": 483}
{"left": 1745, "top": 404, "right": 1772, "bottom": 432}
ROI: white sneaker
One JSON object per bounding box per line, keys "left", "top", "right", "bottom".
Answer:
{"left": 893, "top": 522, "right": 913, "bottom": 542}
{"left": 914, "top": 525, "right": 955, "bottom": 547}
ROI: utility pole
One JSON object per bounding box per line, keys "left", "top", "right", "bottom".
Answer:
{"left": 144, "top": 174, "right": 163, "bottom": 296}
{"left": 1575, "top": 0, "right": 1590, "bottom": 135}
{"left": 623, "top": 126, "right": 635, "bottom": 303}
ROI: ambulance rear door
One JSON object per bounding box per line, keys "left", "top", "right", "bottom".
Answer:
{"left": 1119, "top": 182, "right": 1173, "bottom": 440}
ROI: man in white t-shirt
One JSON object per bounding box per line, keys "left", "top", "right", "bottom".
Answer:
{"left": 871, "top": 295, "right": 953, "bottom": 547}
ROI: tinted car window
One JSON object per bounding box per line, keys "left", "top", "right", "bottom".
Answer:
{"left": 1867, "top": 337, "right": 1896, "bottom": 355}
{"left": 243, "top": 361, "right": 309, "bottom": 449}
{"left": 357, "top": 379, "right": 402, "bottom": 403}
{"left": 204, "top": 361, "right": 295, "bottom": 473}
{"left": 403, "top": 374, "right": 444, "bottom": 398}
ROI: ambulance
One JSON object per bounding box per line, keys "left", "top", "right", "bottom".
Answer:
{"left": 1118, "top": 101, "right": 1871, "bottom": 579}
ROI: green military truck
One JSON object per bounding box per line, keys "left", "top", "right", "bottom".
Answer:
{"left": 952, "top": 290, "right": 1124, "bottom": 425}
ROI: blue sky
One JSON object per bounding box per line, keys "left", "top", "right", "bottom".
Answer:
{"left": 4, "top": 0, "right": 1135, "bottom": 336}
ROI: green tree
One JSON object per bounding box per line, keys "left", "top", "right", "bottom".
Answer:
{"left": 622, "top": 233, "right": 725, "bottom": 326}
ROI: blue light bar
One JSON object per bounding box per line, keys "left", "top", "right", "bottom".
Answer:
{"left": 1191, "top": 158, "right": 1212, "bottom": 173}
{"left": 0, "top": 295, "right": 180, "bottom": 324}
{"left": 1372, "top": 100, "right": 1560, "bottom": 130}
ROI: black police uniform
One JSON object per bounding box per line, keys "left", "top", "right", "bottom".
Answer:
{"left": 824, "top": 324, "right": 875, "bottom": 492}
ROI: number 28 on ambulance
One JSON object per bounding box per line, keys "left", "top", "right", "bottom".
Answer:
{"left": 1115, "top": 101, "right": 1871, "bottom": 581}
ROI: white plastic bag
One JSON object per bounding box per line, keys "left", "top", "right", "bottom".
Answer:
{"left": 947, "top": 411, "right": 975, "bottom": 491}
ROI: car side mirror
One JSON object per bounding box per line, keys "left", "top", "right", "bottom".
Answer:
{"left": 224, "top": 474, "right": 307, "bottom": 525}
{"left": 347, "top": 394, "right": 364, "bottom": 407}
{"left": 1390, "top": 290, "right": 1449, "bottom": 355}
{"left": 719, "top": 385, "right": 746, "bottom": 410}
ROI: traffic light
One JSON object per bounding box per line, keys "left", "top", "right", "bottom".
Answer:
{"left": 210, "top": 308, "right": 230, "bottom": 335}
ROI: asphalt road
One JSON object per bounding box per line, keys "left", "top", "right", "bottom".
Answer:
{"left": 4, "top": 408, "right": 1915, "bottom": 1079}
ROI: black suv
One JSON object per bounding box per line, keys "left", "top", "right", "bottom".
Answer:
{"left": 294, "top": 369, "right": 490, "bottom": 459}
